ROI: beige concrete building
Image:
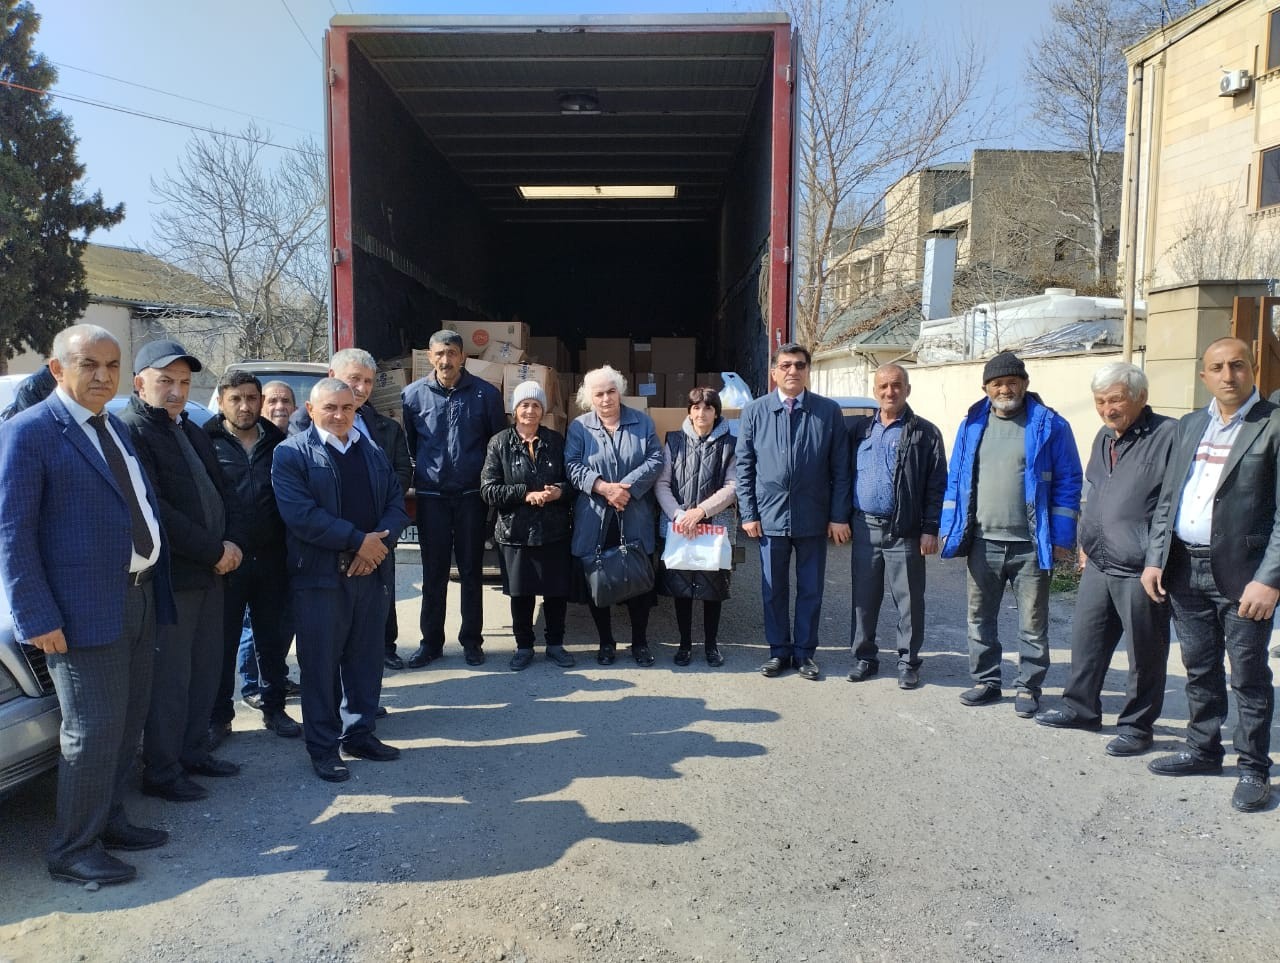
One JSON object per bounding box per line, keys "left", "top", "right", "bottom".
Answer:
{"left": 831, "top": 149, "right": 1122, "bottom": 307}
{"left": 1123, "top": 0, "right": 1280, "bottom": 292}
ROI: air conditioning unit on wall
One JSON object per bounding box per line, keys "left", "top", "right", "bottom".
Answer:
{"left": 1220, "top": 69, "right": 1251, "bottom": 97}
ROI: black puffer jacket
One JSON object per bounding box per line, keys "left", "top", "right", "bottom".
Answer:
{"left": 480, "top": 426, "right": 572, "bottom": 546}
{"left": 117, "top": 395, "right": 249, "bottom": 591}
{"left": 205, "top": 414, "right": 286, "bottom": 555}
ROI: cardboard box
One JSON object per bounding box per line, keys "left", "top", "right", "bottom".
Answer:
{"left": 648, "top": 407, "right": 687, "bottom": 442}
{"left": 651, "top": 337, "right": 696, "bottom": 374}
{"left": 503, "top": 361, "right": 554, "bottom": 413}
{"left": 696, "top": 371, "right": 726, "bottom": 392}
{"left": 447, "top": 320, "right": 529, "bottom": 357}
{"left": 464, "top": 357, "right": 506, "bottom": 392}
{"left": 581, "top": 337, "right": 632, "bottom": 373}
{"left": 664, "top": 370, "right": 695, "bottom": 407}
{"left": 410, "top": 348, "right": 433, "bottom": 382}
{"left": 631, "top": 371, "right": 666, "bottom": 401}
{"left": 540, "top": 411, "right": 568, "bottom": 434}
{"left": 481, "top": 339, "right": 527, "bottom": 364}
{"left": 631, "top": 341, "right": 652, "bottom": 373}
{"left": 378, "top": 354, "right": 411, "bottom": 371}
{"left": 527, "top": 335, "right": 573, "bottom": 372}
{"left": 621, "top": 395, "right": 648, "bottom": 411}
{"left": 556, "top": 373, "right": 575, "bottom": 414}
{"left": 369, "top": 385, "right": 404, "bottom": 413}
{"left": 372, "top": 368, "right": 408, "bottom": 392}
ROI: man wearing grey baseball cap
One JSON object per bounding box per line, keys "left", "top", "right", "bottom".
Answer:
{"left": 117, "top": 338, "right": 250, "bottom": 803}
{"left": 938, "top": 351, "right": 1082, "bottom": 719}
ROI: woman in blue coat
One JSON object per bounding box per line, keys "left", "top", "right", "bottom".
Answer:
{"left": 565, "top": 366, "right": 663, "bottom": 666}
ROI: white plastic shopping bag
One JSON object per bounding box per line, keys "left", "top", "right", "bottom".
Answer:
{"left": 661, "top": 522, "right": 732, "bottom": 571}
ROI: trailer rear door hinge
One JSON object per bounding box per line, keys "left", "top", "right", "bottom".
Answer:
{"left": 783, "top": 245, "right": 792, "bottom": 265}
{"left": 328, "top": 66, "right": 340, "bottom": 87}
{"left": 784, "top": 64, "right": 793, "bottom": 88}
{"left": 332, "top": 247, "right": 345, "bottom": 266}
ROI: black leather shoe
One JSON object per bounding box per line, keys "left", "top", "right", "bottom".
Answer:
{"left": 510, "top": 649, "right": 534, "bottom": 671}
{"left": 464, "top": 646, "right": 486, "bottom": 666}
{"left": 705, "top": 644, "right": 724, "bottom": 667}
{"left": 49, "top": 850, "right": 136, "bottom": 885}
{"left": 205, "top": 721, "right": 233, "bottom": 751}
{"left": 285, "top": 677, "right": 301, "bottom": 697}
{"left": 342, "top": 735, "right": 401, "bottom": 761}
{"left": 1035, "top": 707, "right": 1102, "bottom": 731}
{"left": 847, "top": 659, "right": 878, "bottom": 682}
{"left": 406, "top": 644, "right": 440, "bottom": 668}
{"left": 384, "top": 653, "right": 404, "bottom": 670}
{"left": 102, "top": 823, "right": 169, "bottom": 852}
{"left": 596, "top": 645, "right": 616, "bottom": 666}
{"left": 631, "top": 644, "right": 656, "bottom": 666}
{"left": 263, "top": 710, "right": 302, "bottom": 738}
{"left": 1232, "top": 772, "right": 1272, "bottom": 812}
{"left": 1105, "top": 732, "right": 1153, "bottom": 757}
{"left": 897, "top": 666, "right": 920, "bottom": 690}
{"left": 184, "top": 755, "right": 240, "bottom": 778}
{"left": 312, "top": 756, "right": 350, "bottom": 782}
{"left": 797, "top": 658, "right": 820, "bottom": 681}
{"left": 142, "top": 775, "right": 208, "bottom": 802}
{"left": 1147, "top": 751, "right": 1223, "bottom": 776}
{"left": 959, "top": 684, "right": 1002, "bottom": 706}
{"left": 545, "top": 645, "right": 576, "bottom": 668}
{"left": 760, "top": 657, "right": 789, "bottom": 677}
{"left": 1013, "top": 691, "right": 1040, "bottom": 718}
{"left": 673, "top": 646, "right": 693, "bottom": 666}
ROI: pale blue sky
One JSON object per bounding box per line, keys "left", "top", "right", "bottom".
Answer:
{"left": 32, "top": 0, "right": 1049, "bottom": 248}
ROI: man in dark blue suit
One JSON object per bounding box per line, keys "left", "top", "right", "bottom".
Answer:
{"left": 272, "top": 379, "right": 409, "bottom": 782}
{"left": 0, "top": 324, "right": 176, "bottom": 885}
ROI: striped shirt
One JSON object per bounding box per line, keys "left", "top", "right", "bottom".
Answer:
{"left": 1174, "top": 390, "right": 1260, "bottom": 546}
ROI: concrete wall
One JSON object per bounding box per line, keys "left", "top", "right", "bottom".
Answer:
{"left": 4, "top": 302, "right": 134, "bottom": 377}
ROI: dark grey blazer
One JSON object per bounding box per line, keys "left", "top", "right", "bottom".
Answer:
{"left": 1146, "top": 396, "right": 1280, "bottom": 600}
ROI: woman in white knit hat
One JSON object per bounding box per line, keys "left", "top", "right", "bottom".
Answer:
{"left": 480, "top": 380, "right": 575, "bottom": 670}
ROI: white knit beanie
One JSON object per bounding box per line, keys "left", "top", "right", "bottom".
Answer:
{"left": 511, "top": 380, "right": 547, "bottom": 410}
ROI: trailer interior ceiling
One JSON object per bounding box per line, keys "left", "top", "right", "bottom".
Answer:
{"left": 346, "top": 24, "right": 774, "bottom": 224}
{"left": 332, "top": 16, "right": 788, "bottom": 381}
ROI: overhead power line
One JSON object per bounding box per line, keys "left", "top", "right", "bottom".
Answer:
{"left": 0, "top": 78, "right": 324, "bottom": 158}
{"left": 50, "top": 61, "right": 321, "bottom": 138}
{"left": 279, "top": 0, "right": 322, "bottom": 62}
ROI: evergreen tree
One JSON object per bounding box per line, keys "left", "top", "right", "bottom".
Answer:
{"left": 0, "top": 0, "right": 122, "bottom": 364}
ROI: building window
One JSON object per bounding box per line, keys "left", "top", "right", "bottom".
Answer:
{"left": 1260, "top": 145, "right": 1280, "bottom": 208}
{"left": 1269, "top": 8, "right": 1280, "bottom": 73}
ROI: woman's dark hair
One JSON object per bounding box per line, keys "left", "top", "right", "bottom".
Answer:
{"left": 687, "top": 386, "right": 722, "bottom": 416}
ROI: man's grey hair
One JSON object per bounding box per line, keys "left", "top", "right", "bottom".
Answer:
{"left": 330, "top": 347, "right": 376, "bottom": 373}
{"left": 576, "top": 365, "right": 628, "bottom": 412}
{"left": 874, "top": 363, "right": 910, "bottom": 386}
{"left": 52, "top": 324, "right": 119, "bottom": 363}
{"left": 261, "top": 380, "right": 296, "bottom": 404}
{"left": 429, "top": 329, "right": 464, "bottom": 351}
{"left": 1090, "top": 361, "right": 1148, "bottom": 398}
{"left": 309, "top": 377, "right": 355, "bottom": 402}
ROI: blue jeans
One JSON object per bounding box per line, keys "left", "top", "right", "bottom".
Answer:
{"left": 1166, "top": 544, "right": 1274, "bottom": 775}
{"left": 238, "top": 600, "right": 295, "bottom": 696}
{"left": 965, "top": 538, "right": 1050, "bottom": 693}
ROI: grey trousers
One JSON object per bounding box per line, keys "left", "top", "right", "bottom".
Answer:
{"left": 143, "top": 583, "right": 224, "bottom": 784}
{"left": 850, "top": 512, "right": 925, "bottom": 668}
{"left": 45, "top": 581, "right": 156, "bottom": 865}
{"left": 1059, "top": 564, "right": 1170, "bottom": 735}
{"left": 965, "top": 538, "right": 1050, "bottom": 693}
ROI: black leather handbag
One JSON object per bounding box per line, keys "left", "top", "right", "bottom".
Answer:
{"left": 585, "top": 509, "right": 654, "bottom": 607}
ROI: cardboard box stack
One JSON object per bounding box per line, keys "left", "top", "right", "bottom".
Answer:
{"left": 481, "top": 340, "right": 526, "bottom": 364}
{"left": 446, "top": 320, "right": 529, "bottom": 358}
{"left": 631, "top": 371, "right": 665, "bottom": 403}
{"left": 580, "top": 337, "right": 632, "bottom": 373}
{"left": 502, "top": 361, "right": 555, "bottom": 414}
{"left": 464, "top": 357, "right": 505, "bottom": 392}
{"left": 526, "top": 336, "right": 573, "bottom": 373}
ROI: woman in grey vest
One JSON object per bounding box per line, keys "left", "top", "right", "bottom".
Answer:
{"left": 655, "top": 386, "right": 737, "bottom": 666}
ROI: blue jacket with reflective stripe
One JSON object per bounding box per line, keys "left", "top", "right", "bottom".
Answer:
{"left": 939, "top": 392, "right": 1082, "bottom": 569}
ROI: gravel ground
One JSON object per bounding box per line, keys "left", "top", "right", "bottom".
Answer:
{"left": 1, "top": 543, "right": 1278, "bottom": 962}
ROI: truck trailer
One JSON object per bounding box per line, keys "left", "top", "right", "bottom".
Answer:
{"left": 323, "top": 13, "right": 798, "bottom": 393}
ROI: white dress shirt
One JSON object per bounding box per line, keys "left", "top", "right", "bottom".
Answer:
{"left": 316, "top": 424, "right": 362, "bottom": 454}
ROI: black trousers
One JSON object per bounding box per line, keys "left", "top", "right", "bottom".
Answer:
{"left": 417, "top": 492, "right": 486, "bottom": 653}
{"left": 214, "top": 551, "right": 290, "bottom": 721}
{"left": 1060, "top": 564, "right": 1170, "bottom": 735}
{"left": 45, "top": 580, "right": 156, "bottom": 865}
{"left": 511, "top": 595, "right": 567, "bottom": 648}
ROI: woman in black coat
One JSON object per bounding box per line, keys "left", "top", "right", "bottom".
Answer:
{"left": 480, "top": 381, "right": 575, "bottom": 671}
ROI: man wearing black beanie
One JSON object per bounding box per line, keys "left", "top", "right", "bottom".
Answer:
{"left": 938, "top": 351, "right": 1082, "bottom": 719}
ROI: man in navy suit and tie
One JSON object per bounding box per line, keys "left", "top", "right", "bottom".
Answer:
{"left": 0, "top": 324, "right": 175, "bottom": 885}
